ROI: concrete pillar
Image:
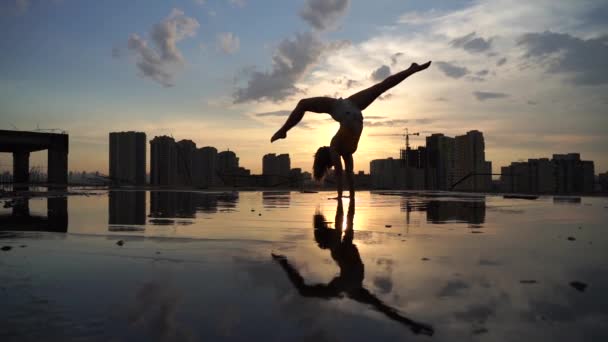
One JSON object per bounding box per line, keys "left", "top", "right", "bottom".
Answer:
{"left": 13, "top": 151, "right": 30, "bottom": 184}
{"left": 48, "top": 148, "right": 68, "bottom": 187}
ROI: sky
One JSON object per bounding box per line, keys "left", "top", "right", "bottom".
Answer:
{"left": 1, "top": 0, "right": 607, "bottom": 175}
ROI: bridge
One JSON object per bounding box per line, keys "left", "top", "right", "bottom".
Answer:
{"left": 0, "top": 130, "right": 68, "bottom": 187}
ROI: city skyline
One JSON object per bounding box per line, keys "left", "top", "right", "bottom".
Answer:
{"left": 1, "top": 0, "right": 607, "bottom": 174}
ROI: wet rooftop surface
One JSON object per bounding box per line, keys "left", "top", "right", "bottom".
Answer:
{"left": 1, "top": 190, "right": 608, "bottom": 341}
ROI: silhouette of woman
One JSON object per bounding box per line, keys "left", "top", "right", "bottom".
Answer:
{"left": 271, "top": 61, "right": 432, "bottom": 197}
{"left": 271, "top": 197, "right": 434, "bottom": 336}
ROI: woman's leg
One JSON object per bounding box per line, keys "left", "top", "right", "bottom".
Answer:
{"left": 347, "top": 61, "right": 431, "bottom": 111}
{"left": 271, "top": 97, "right": 338, "bottom": 142}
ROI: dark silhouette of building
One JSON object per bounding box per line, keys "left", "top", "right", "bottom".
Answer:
{"left": 454, "top": 130, "right": 491, "bottom": 192}
{"left": 263, "top": 153, "right": 291, "bottom": 186}
{"left": 0, "top": 130, "right": 68, "bottom": 187}
{"left": 600, "top": 172, "right": 608, "bottom": 193}
{"left": 370, "top": 157, "right": 425, "bottom": 190}
{"left": 109, "top": 131, "right": 146, "bottom": 186}
{"left": 289, "top": 168, "right": 303, "bottom": 188}
{"left": 217, "top": 150, "right": 239, "bottom": 174}
{"left": 501, "top": 158, "right": 554, "bottom": 193}
{"left": 150, "top": 136, "right": 178, "bottom": 186}
{"left": 500, "top": 154, "right": 595, "bottom": 194}
{"left": 404, "top": 146, "right": 427, "bottom": 169}
{"left": 552, "top": 153, "right": 594, "bottom": 194}
{"left": 108, "top": 190, "right": 146, "bottom": 225}
{"left": 425, "top": 133, "right": 455, "bottom": 190}
{"left": 176, "top": 139, "right": 196, "bottom": 186}
{"left": 193, "top": 146, "right": 219, "bottom": 188}
{"left": 216, "top": 150, "right": 251, "bottom": 186}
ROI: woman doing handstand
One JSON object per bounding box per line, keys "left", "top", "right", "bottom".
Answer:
{"left": 271, "top": 61, "right": 432, "bottom": 198}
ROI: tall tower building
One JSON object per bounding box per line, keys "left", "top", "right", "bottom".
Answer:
{"left": 263, "top": 153, "right": 291, "bottom": 186}
{"left": 109, "top": 131, "right": 146, "bottom": 186}
{"left": 425, "top": 133, "right": 455, "bottom": 190}
{"left": 176, "top": 139, "right": 196, "bottom": 186}
{"left": 193, "top": 146, "right": 218, "bottom": 188}
{"left": 150, "top": 136, "right": 177, "bottom": 186}
{"left": 454, "top": 130, "right": 491, "bottom": 191}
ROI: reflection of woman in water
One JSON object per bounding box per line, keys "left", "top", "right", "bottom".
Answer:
{"left": 271, "top": 197, "right": 434, "bottom": 336}
{"left": 271, "top": 61, "right": 432, "bottom": 198}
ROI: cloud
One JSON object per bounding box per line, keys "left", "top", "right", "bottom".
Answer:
{"left": 378, "top": 93, "right": 394, "bottom": 101}
{"left": 345, "top": 79, "right": 360, "bottom": 89}
{"left": 451, "top": 32, "right": 493, "bottom": 53}
{"left": 473, "top": 91, "right": 509, "bottom": 101}
{"left": 518, "top": 31, "right": 608, "bottom": 85}
{"left": 299, "top": 0, "right": 350, "bottom": 31}
{"left": 234, "top": 32, "right": 348, "bottom": 103}
{"left": 365, "top": 119, "right": 410, "bottom": 127}
{"left": 254, "top": 110, "right": 291, "bottom": 117}
{"left": 371, "top": 65, "right": 391, "bottom": 81}
{"left": 126, "top": 8, "right": 199, "bottom": 87}
{"left": 217, "top": 32, "right": 240, "bottom": 54}
{"left": 390, "top": 52, "right": 404, "bottom": 66}
{"left": 435, "top": 61, "right": 470, "bottom": 79}
{"left": 111, "top": 47, "right": 122, "bottom": 58}
{"left": 228, "top": 0, "right": 246, "bottom": 8}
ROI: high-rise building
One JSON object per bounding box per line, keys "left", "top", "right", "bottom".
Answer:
{"left": 501, "top": 154, "right": 594, "bottom": 194}
{"left": 150, "top": 136, "right": 177, "bottom": 186}
{"left": 599, "top": 172, "right": 608, "bottom": 193}
{"left": 109, "top": 131, "right": 146, "bottom": 185}
{"left": 193, "top": 146, "right": 218, "bottom": 188}
{"left": 217, "top": 150, "right": 239, "bottom": 186}
{"left": 552, "top": 153, "right": 594, "bottom": 194}
{"left": 263, "top": 153, "right": 291, "bottom": 186}
{"left": 176, "top": 139, "right": 196, "bottom": 186}
{"left": 425, "top": 133, "right": 455, "bottom": 190}
{"left": 454, "top": 130, "right": 491, "bottom": 191}
{"left": 370, "top": 158, "right": 402, "bottom": 189}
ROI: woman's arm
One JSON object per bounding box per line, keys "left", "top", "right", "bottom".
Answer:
{"left": 343, "top": 154, "right": 355, "bottom": 196}
{"left": 271, "top": 97, "right": 338, "bottom": 142}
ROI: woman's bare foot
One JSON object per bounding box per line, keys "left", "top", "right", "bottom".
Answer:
{"left": 271, "top": 129, "right": 286, "bottom": 143}
{"left": 411, "top": 61, "right": 432, "bottom": 72}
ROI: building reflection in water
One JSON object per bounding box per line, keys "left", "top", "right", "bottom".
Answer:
{"left": 272, "top": 197, "right": 434, "bottom": 336}
{"left": 108, "top": 191, "right": 146, "bottom": 225}
{"left": 399, "top": 195, "right": 486, "bottom": 226}
{"left": 262, "top": 191, "right": 291, "bottom": 209}
{"left": 149, "top": 191, "right": 239, "bottom": 223}
{"left": 0, "top": 196, "right": 68, "bottom": 233}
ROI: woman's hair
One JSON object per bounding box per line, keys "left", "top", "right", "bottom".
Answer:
{"left": 313, "top": 146, "right": 332, "bottom": 181}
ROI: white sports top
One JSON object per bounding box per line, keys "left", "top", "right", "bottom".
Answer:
{"left": 330, "top": 98, "right": 363, "bottom": 131}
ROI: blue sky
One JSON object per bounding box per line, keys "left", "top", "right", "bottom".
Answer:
{"left": 1, "top": 0, "right": 607, "bottom": 175}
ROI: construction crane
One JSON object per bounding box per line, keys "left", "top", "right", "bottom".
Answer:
{"left": 402, "top": 128, "right": 420, "bottom": 150}
{"left": 399, "top": 128, "right": 421, "bottom": 165}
